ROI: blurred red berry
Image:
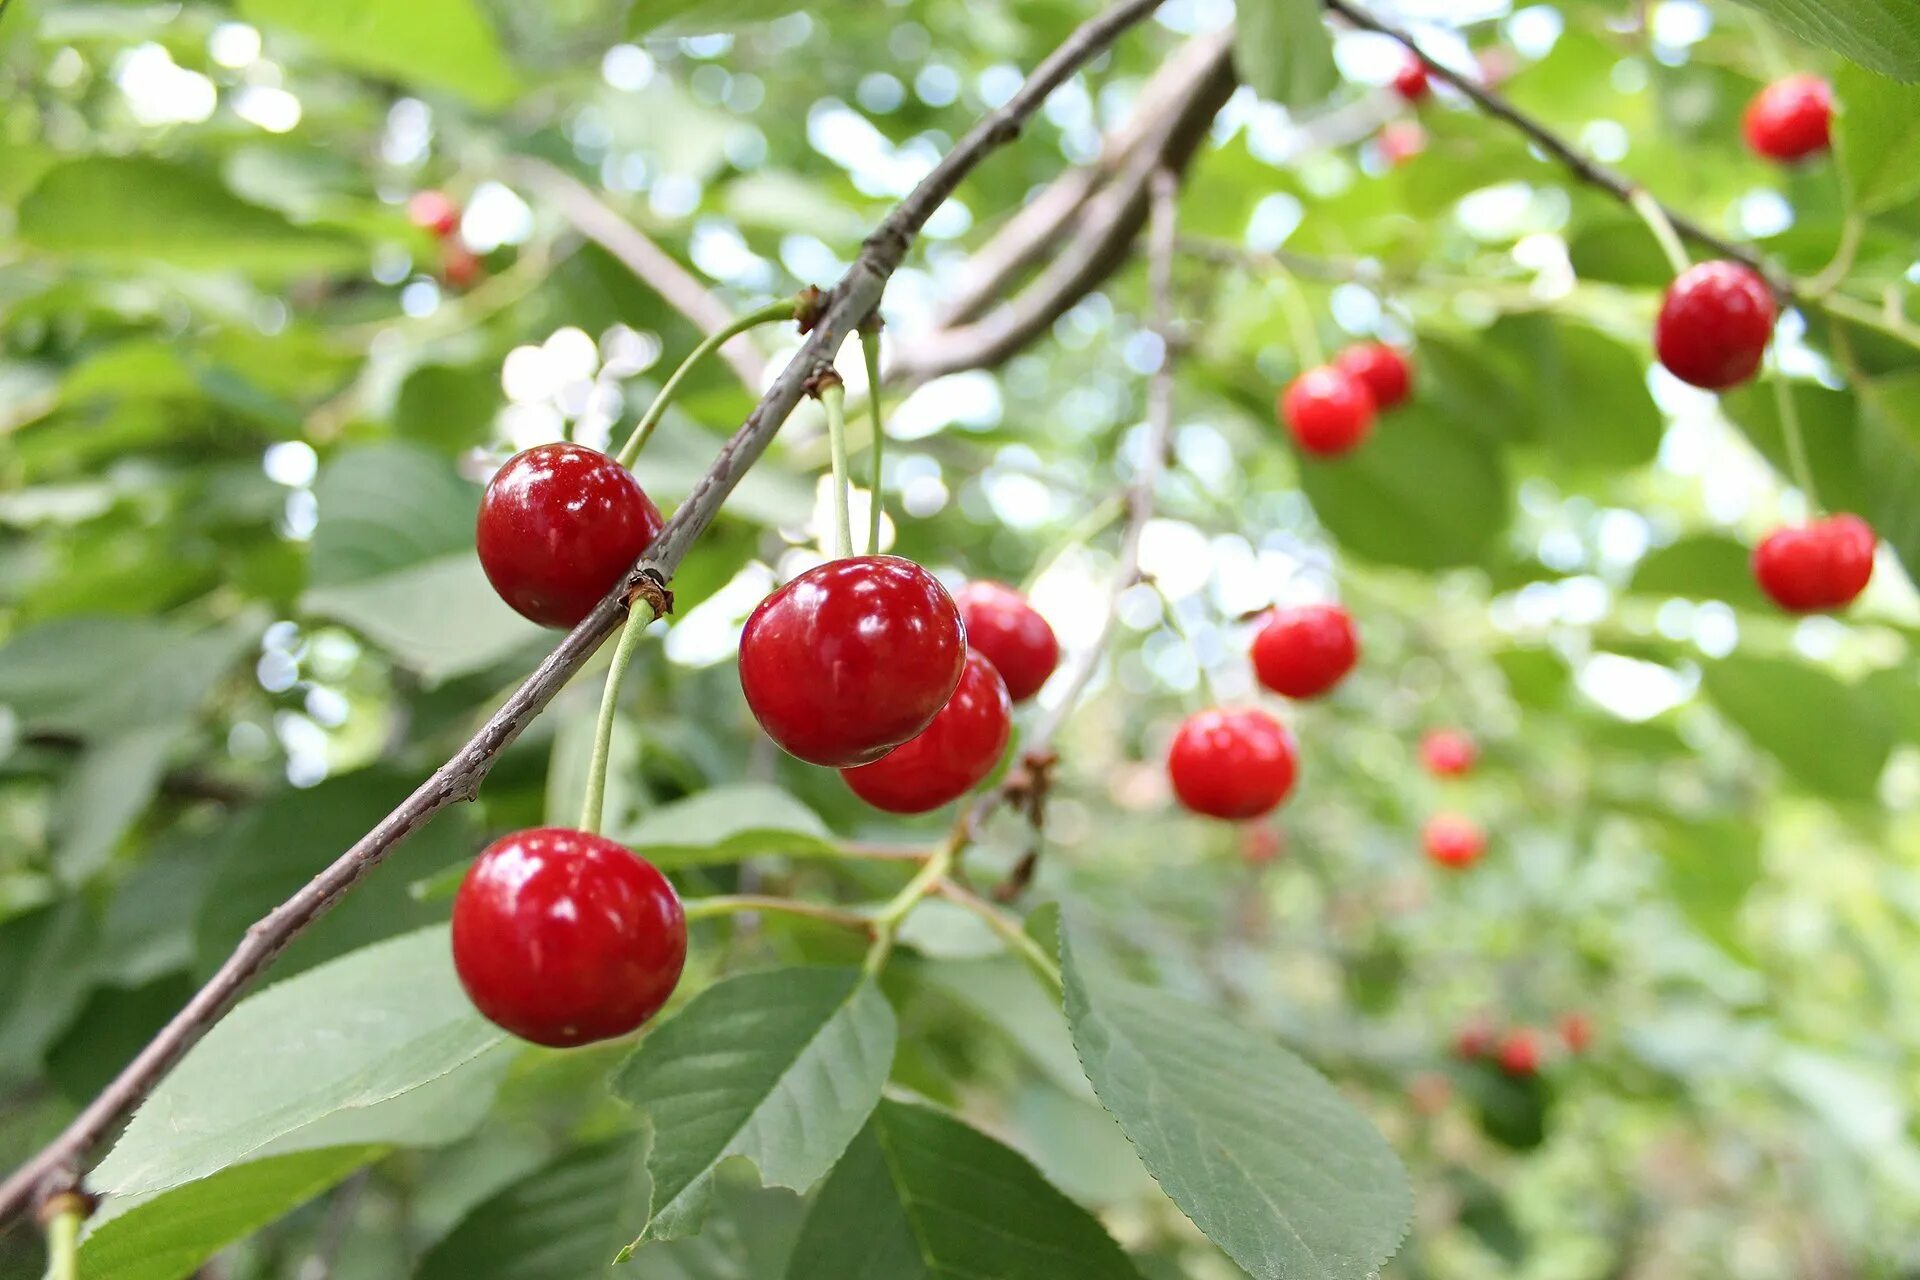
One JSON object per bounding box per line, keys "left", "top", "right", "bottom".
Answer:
{"left": 1743, "top": 74, "right": 1832, "bottom": 163}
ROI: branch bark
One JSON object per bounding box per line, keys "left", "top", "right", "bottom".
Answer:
{"left": 0, "top": 0, "right": 1169, "bottom": 1229}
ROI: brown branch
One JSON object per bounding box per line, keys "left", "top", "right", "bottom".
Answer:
{"left": 0, "top": 0, "right": 1169, "bottom": 1229}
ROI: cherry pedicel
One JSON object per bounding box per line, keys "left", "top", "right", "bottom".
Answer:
{"left": 739, "top": 555, "right": 966, "bottom": 768}
{"left": 842, "top": 650, "right": 1011, "bottom": 813}
{"left": 1392, "top": 50, "right": 1430, "bottom": 102}
{"left": 451, "top": 828, "right": 686, "bottom": 1048}
{"left": 1743, "top": 74, "right": 1833, "bottom": 163}
{"left": 1280, "top": 365, "right": 1376, "bottom": 457}
{"left": 477, "top": 443, "right": 665, "bottom": 629}
{"left": 1423, "top": 812, "right": 1487, "bottom": 870}
{"left": 1333, "top": 342, "right": 1412, "bottom": 411}
{"left": 1752, "top": 514, "right": 1875, "bottom": 612}
{"left": 1252, "top": 603, "right": 1359, "bottom": 699}
{"left": 1167, "top": 707, "right": 1299, "bottom": 821}
{"left": 1655, "top": 261, "right": 1777, "bottom": 391}
{"left": 408, "top": 189, "right": 461, "bottom": 238}
{"left": 1559, "top": 1010, "right": 1594, "bottom": 1055}
{"left": 1497, "top": 1028, "right": 1543, "bottom": 1077}
{"left": 1420, "top": 728, "right": 1477, "bottom": 777}
{"left": 954, "top": 581, "right": 1059, "bottom": 703}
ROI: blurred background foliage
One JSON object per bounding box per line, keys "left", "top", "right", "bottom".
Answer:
{"left": 3, "top": 0, "right": 1920, "bottom": 1275}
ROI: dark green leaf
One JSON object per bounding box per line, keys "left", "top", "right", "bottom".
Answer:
{"left": 1728, "top": 0, "right": 1920, "bottom": 83}
{"left": 1701, "top": 656, "right": 1893, "bottom": 800}
{"left": 0, "top": 616, "right": 255, "bottom": 738}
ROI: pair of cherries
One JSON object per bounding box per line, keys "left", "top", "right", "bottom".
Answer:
{"left": 1415, "top": 728, "right": 1487, "bottom": 869}
{"left": 1279, "top": 342, "right": 1412, "bottom": 459}
{"left": 1455, "top": 1011, "right": 1591, "bottom": 1077}
{"left": 408, "top": 188, "right": 482, "bottom": 290}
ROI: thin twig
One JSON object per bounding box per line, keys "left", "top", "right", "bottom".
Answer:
{"left": 0, "top": 0, "right": 1169, "bottom": 1228}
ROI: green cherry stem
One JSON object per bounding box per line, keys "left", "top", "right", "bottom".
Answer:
{"left": 578, "top": 598, "right": 658, "bottom": 835}
{"left": 615, "top": 297, "right": 798, "bottom": 469}
{"left": 1629, "top": 187, "right": 1691, "bottom": 276}
{"left": 1770, "top": 354, "right": 1820, "bottom": 511}
{"left": 1267, "top": 254, "right": 1325, "bottom": 368}
{"left": 820, "top": 375, "right": 855, "bottom": 559}
{"left": 863, "top": 822, "right": 963, "bottom": 975}
{"left": 934, "top": 878, "right": 1063, "bottom": 992}
{"left": 45, "top": 1201, "right": 82, "bottom": 1280}
{"left": 859, "top": 326, "right": 886, "bottom": 555}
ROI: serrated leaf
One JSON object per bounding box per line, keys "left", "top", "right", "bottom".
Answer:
{"left": 239, "top": 0, "right": 518, "bottom": 106}
{"left": 1835, "top": 64, "right": 1920, "bottom": 211}
{"left": 1061, "top": 911, "right": 1411, "bottom": 1280}
{"left": 611, "top": 967, "right": 895, "bottom": 1247}
{"left": 617, "top": 784, "right": 838, "bottom": 866}
{"left": 782, "top": 1099, "right": 1141, "bottom": 1280}
{"left": 1701, "top": 656, "right": 1893, "bottom": 801}
{"left": 1729, "top": 0, "right": 1920, "bottom": 83}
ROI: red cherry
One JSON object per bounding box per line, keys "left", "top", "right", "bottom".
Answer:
{"left": 1655, "top": 261, "right": 1777, "bottom": 391}
{"left": 1497, "top": 1028, "right": 1543, "bottom": 1077}
{"left": 1752, "top": 514, "right": 1875, "bottom": 612}
{"left": 442, "top": 244, "right": 483, "bottom": 291}
{"left": 1333, "top": 342, "right": 1412, "bottom": 411}
{"left": 451, "top": 828, "right": 686, "bottom": 1048}
{"left": 739, "top": 555, "right": 966, "bottom": 768}
{"left": 1559, "top": 1010, "right": 1594, "bottom": 1055}
{"left": 1423, "top": 812, "right": 1487, "bottom": 870}
{"left": 1420, "top": 728, "right": 1477, "bottom": 777}
{"left": 842, "top": 650, "right": 1011, "bottom": 813}
{"left": 1378, "top": 120, "right": 1426, "bottom": 167}
{"left": 477, "top": 444, "right": 665, "bottom": 629}
{"left": 1251, "top": 603, "right": 1359, "bottom": 699}
{"left": 1167, "top": 707, "right": 1298, "bottom": 821}
{"left": 408, "top": 190, "right": 461, "bottom": 238}
{"left": 1280, "top": 366, "right": 1375, "bottom": 457}
{"left": 954, "top": 581, "right": 1059, "bottom": 703}
{"left": 1743, "top": 74, "right": 1833, "bottom": 163}
{"left": 1454, "top": 1014, "right": 1495, "bottom": 1060}
{"left": 1392, "top": 51, "right": 1430, "bottom": 102}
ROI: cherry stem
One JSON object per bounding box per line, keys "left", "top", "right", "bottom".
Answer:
{"left": 934, "top": 878, "right": 1062, "bottom": 992}
{"left": 1810, "top": 290, "right": 1920, "bottom": 355}
{"left": 1265, "top": 253, "right": 1325, "bottom": 368}
{"left": 862, "top": 821, "right": 965, "bottom": 975}
{"left": 1018, "top": 494, "right": 1125, "bottom": 594}
{"left": 1807, "top": 213, "right": 1863, "bottom": 299}
{"left": 1628, "top": 187, "right": 1691, "bottom": 277}
{"left": 859, "top": 327, "right": 886, "bottom": 555}
{"left": 682, "top": 894, "right": 873, "bottom": 932}
{"left": 1770, "top": 356, "right": 1820, "bottom": 513}
{"left": 820, "top": 377, "right": 855, "bottom": 559}
{"left": 45, "top": 1205, "right": 80, "bottom": 1280}
{"left": 578, "top": 598, "right": 658, "bottom": 835}
{"left": 615, "top": 297, "right": 798, "bottom": 469}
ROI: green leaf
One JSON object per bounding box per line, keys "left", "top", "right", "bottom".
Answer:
{"left": 308, "top": 444, "right": 480, "bottom": 588}
{"left": 90, "top": 927, "right": 506, "bottom": 1197}
{"left": 0, "top": 616, "right": 254, "bottom": 738}
{"left": 394, "top": 364, "right": 503, "bottom": 455}
{"left": 1657, "top": 819, "right": 1760, "bottom": 961}
{"left": 617, "top": 784, "right": 838, "bottom": 866}
{"left": 915, "top": 956, "right": 1095, "bottom": 1099}
{"left": 1629, "top": 535, "right": 1771, "bottom": 610}
{"left": 1729, "top": 0, "right": 1920, "bottom": 83}
{"left": 1527, "top": 321, "right": 1664, "bottom": 470}
{"left": 1701, "top": 656, "right": 1893, "bottom": 801}
{"left": 0, "top": 899, "right": 96, "bottom": 1074}
{"left": 78, "top": 1146, "right": 379, "bottom": 1280}
{"left": 1858, "top": 371, "right": 1920, "bottom": 585}
{"left": 630, "top": 0, "right": 813, "bottom": 38}
{"left": 1061, "top": 912, "right": 1411, "bottom": 1280}
{"left": 610, "top": 967, "right": 896, "bottom": 1246}
{"left": 1234, "top": 0, "right": 1338, "bottom": 108}
{"left": 303, "top": 554, "right": 547, "bottom": 684}
{"left": 1835, "top": 64, "right": 1920, "bottom": 211}
{"left": 51, "top": 725, "right": 181, "bottom": 886}
{"left": 783, "top": 1099, "right": 1141, "bottom": 1280}
{"left": 418, "top": 1138, "right": 648, "bottom": 1279}
{"left": 1721, "top": 380, "right": 1872, "bottom": 516}
{"left": 16, "top": 158, "right": 361, "bottom": 271}
{"left": 239, "top": 0, "right": 518, "bottom": 107}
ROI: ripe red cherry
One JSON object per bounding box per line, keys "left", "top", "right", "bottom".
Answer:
{"left": 451, "top": 828, "right": 686, "bottom": 1048}
{"left": 477, "top": 444, "right": 665, "bottom": 629}
{"left": 1420, "top": 728, "right": 1476, "bottom": 777}
{"left": 1655, "top": 261, "right": 1777, "bottom": 391}
{"left": 1167, "top": 707, "right": 1298, "bottom": 820}
{"left": 1752, "top": 514, "right": 1875, "bottom": 612}
{"left": 442, "top": 243, "right": 484, "bottom": 291}
{"left": 842, "top": 650, "right": 1011, "bottom": 813}
{"left": 1252, "top": 603, "right": 1359, "bottom": 699}
{"left": 1280, "top": 366, "right": 1375, "bottom": 457}
{"left": 1392, "top": 51, "right": 1430, "bottom": 102}
{"left": 740, "top": 555, "right": 965, "bottom": 767}
{"left": 954, "top": 581, "right": 1059, "bottom": 703}
{"left": 1423, "top": 812, "right": 1487, "bottom": 870}
{"left": 1497, "top": 1028, "right": 1543, "bottom": 1077}
{"left": 408, "top": 189, "right": 461, "bottom": 238}
{"left": 1333, "top": 342, "right": 1412, "bottom": 411}
{"left": 1743, "top": 74, "right": 1833, "bottom": 163}
{"left": 1454, "top": 1015, "right": 1495, "bottom": 1061}
{"left": 1559, "top": 1011, "right": 1594, "bottom": 1055}
{"left": 1378, "top": 120, "right": 1426, "bottom": 167}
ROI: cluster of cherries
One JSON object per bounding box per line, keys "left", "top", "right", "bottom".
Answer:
{"left": 1279, "top": 339, "right": 1414, "bottom": 459}
{"left": 408, "top": 188, "right": 484, "bottom": 291}
{"left": 1454, "top": 1009, "right": 1593, "bottom": 1079}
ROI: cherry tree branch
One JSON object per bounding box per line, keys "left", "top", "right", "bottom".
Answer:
{"left": 0, "top": 0, "right": 1169, "bottom": 1228}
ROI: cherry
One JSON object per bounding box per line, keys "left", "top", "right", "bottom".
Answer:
{"left": 1496, "top": 1028, "right": 1543, "bottom": 1077}
{"left": 477, "top": 444, "right": 665, "bottom": 629}
{"left": 1333, "top": 342, "right": 1412, "bottom": 411}
{"left": 1423, "top": 812, "right": 1486, "bottom": 870}
{"left": 1453, "top": 1014, "right": 1495, "bottom": 1061}
{"left": 739, "top": 555, "right": 966, "bottom": 768}
{"left": 1167, "top": 707, "right": 1298, "bottom": 820}
{"left": 1752, "top": 514, "right": 1875, "bottom": 612}
{"left": 1559, "top": 1010, "right": 1594, "bottom": 1055}
{"left": 1280, "top": 366, "right": 1376, "bottom": 457}
{"left": 1655, "top": 261, "right": 1777, "bottom": 391}
{"left": 842, "top": 650, "right": 1011, "bottom": 813}
{"left": 451, "top": 828, "right": 686, "bottom": 1048}
{"left": 1378, "top": 120, "right": 1426, "bottom": 168}
{"left": 408, "top": 190, "right": 461, "bottom": 238}
{"left": 1392, "top": 51, "right": 1430, "bottom": 102}
{"left": 1240, "top": 824, "right": 1286, "bottom": 867}
{"left": 954, "top": 581, "right": 1059, "bottom": 703}
{"left": 442, "top": 243, "right": 484, "bottom": 291}
{"left": 1743, "top": 74, "right": 1833, "bottom": 163}
{"left": 1252, "top": 604, "right": 1359, "bottom": 699}
{"left": 1420, "top": 728, "right": 1477, "bottom": 777}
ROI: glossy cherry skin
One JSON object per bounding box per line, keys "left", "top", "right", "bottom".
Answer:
{"left": 842, "top": 651, "right": 1011, "bottom": 813}
{"left": 408, "top": 189, "right": 461, "bottom": 238}
{"left": 739, "top": 555, "right": 965, "bottom": 768}
{"left": 954, "top": 581, "right": 1059, "bottom": 703}
{"left": 1167, "top": 707, "right": 1298, "bottom": 821}
{"left": 477, "top": 444, "right": 665, "bottom": 629}
{"left": 1743, "top": 74, "right": 1833, "bottom": 163}
{"left": 1280, "top": 366, "right": 1376, "bottom": 457}
{"left": 1423, "top": 812, "right": 1487, "bottom": 870}
{"left": 1497, "top": 1028, "right": 1543, "bottom": 1077}
{"left": 1559, "top": 1010, "right": 1594, "bottom": 1055}
{"left": 1655, "top": 261, "right": 1777, "bottom": 391}
{"left": 451, "top": 828, "right": 686, "bottom": 1048}
{"left": 1333, "top": 342, "right": 1412, "bottom": 411}
{"left": 1420, "top": 728, "right": 1477, "bottom": 777}
{"left": 1392, "top": 51, "right": 1430, "bottom": 102}
{"left": 1752, "top": 514, "right": 1875, "bottom": 612}
{"left": 1252, "top": 603, "right": 1359, "bottom": 700}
